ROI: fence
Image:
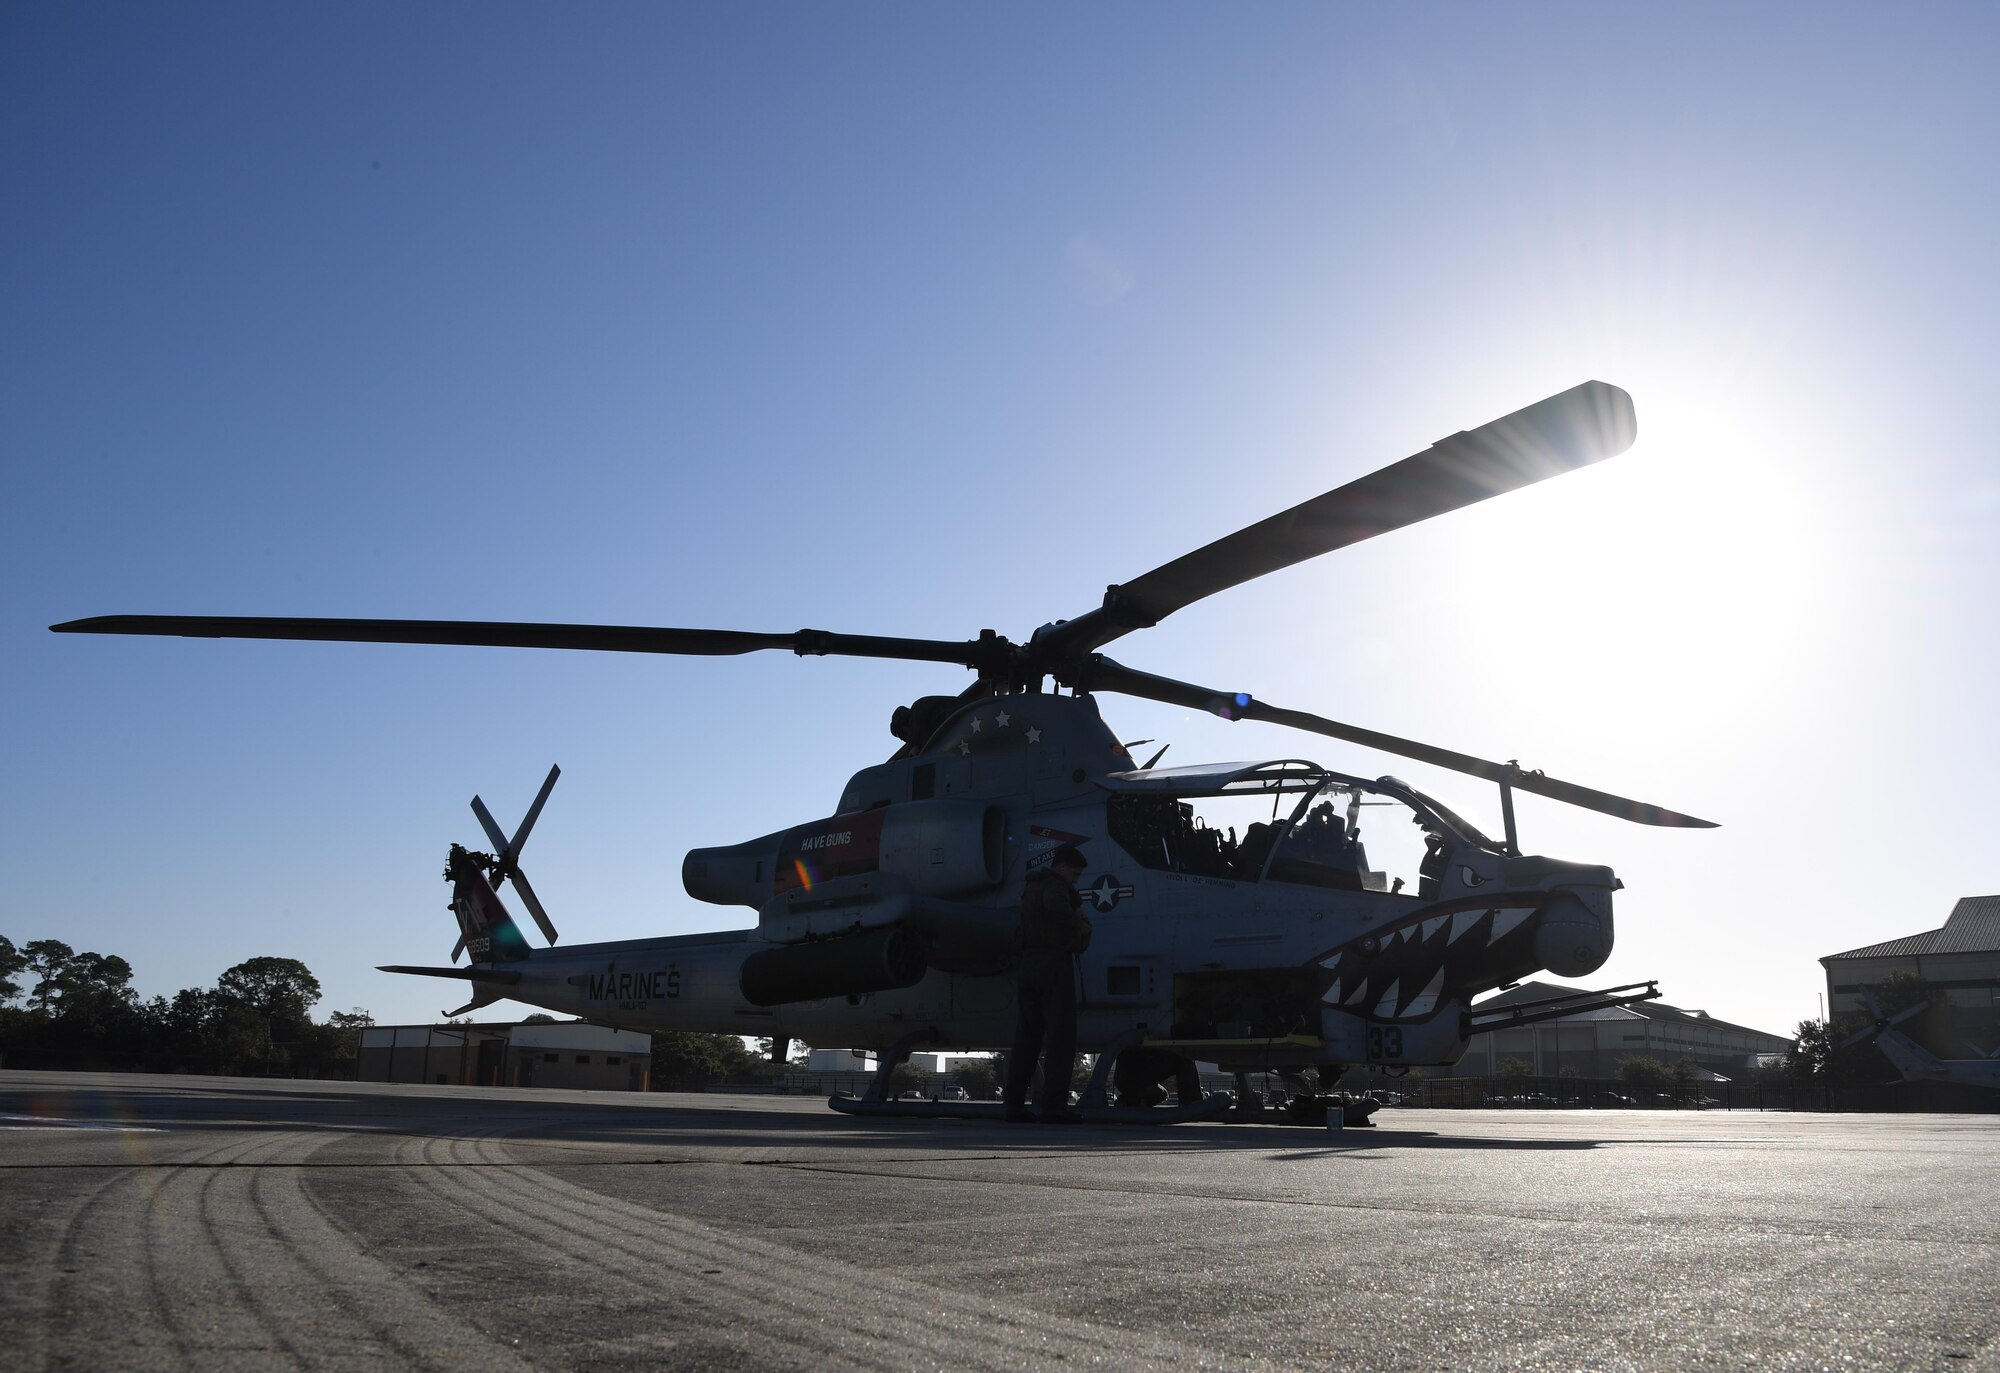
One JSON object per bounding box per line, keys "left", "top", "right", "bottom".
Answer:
{"left": 668, "top": 1069, "right": 1994, "bottom": 1114}
{"left": 1375, "top": 1073, "right": 1994, "bottom": 1113}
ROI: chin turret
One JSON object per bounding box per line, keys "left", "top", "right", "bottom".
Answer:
{"left": 1531, "top": 888, "right": 1613, "bottom": 977}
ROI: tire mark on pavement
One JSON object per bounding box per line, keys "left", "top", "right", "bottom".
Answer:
{"left": 396, "top": 1125, "right": 1259, "bottom": 1372}
{"left": 38, "top": 1130, "right": 281, "bottom": 1371}
{"left": 241, "top": 1136, "right": 541, "bottom": 1373}
{"left": 37, "top": 1127, "right": 540, "bottom": 1373}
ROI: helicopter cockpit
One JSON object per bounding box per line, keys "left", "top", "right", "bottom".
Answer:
{"left": 1101, "top": 760, "right": 1501, "bottom": 899}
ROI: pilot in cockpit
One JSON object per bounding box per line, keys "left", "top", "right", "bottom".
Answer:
{"left": 1291, "top": 800, "right": 1347, "bottom": 858}
{"left": 1263, "top": 798, "right": 1367, "bottom": 889}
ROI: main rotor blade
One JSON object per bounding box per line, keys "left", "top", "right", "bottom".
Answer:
{"left": 50, "top": 616, "right": 993, "bottom": 668}
{"left": 1040, "top": 381, "right": 1637, "bottom": 661}
{"left": 1080, "top": 656, "right": 1715, "bottom": 829}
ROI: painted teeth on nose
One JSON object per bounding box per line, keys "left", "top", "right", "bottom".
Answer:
{"left": 1401, "top": 968, "right": 1445, "bottom": 1018}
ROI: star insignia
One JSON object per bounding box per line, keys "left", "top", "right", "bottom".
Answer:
{"left": 1026, "top": 726, "right": 1042, "bottom": 744}
{"left": 958, "top": 740, "right": 972, "bottom": 755}
{"left": 970, "top": 717, "right": 983, "bottom": 733}
{"left": 1086, "top": 874, "right": 1136, "bottom": 912}
{"left": 995, "top": 711, "right": 1011, "bottom": 728}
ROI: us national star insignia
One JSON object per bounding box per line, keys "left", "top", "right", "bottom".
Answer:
{"left": 1086, "top": 874, "right": 1137, "bottom": 912}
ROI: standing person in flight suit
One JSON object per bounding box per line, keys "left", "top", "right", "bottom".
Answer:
{"left": 1003, "top": 845, "right": 1091, "bottom": 1123}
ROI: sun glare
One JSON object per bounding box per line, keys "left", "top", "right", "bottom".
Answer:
{"left": 1422, "top": 376, "right": 1833, "bottom": 753}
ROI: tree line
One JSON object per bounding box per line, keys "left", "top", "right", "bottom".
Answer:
{"left": 0, "top": 934, "right": 961, "bottom": 1091}
{"left": 646, "top": 1031, "right": 799, "bottom": 1089}
{"left": 16, "top": 928, "right": 1925, "bottom": 1100}
{"left": 0, "top": 934, "right": 369, "bottom": 1078}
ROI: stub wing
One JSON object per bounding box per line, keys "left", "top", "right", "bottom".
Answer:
{"left": 377, "top": 964, "right": 523, "bottom": 984}
{"left": 378, "top": 964, "right": 523, "bottom": 1018}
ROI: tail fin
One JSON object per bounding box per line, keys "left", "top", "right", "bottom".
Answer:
{"left": 445, "top": 844, "right": 533, "bottom": 963}
{"left": 1873, "top": 1027, "right": 1945, "bottom": 1079}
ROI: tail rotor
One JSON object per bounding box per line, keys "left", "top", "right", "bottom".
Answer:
{"left": 1838, "top": 990, "right": 1925, "bottom": 1050}
{"left": 452, "top": 764, "right": 562, "bottom": 961}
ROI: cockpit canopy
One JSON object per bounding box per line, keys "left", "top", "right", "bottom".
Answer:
{"left": 1099, "top": 759, "right": 1500, "bottom": 895}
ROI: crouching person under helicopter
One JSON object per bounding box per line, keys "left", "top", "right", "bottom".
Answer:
{"left": 1004, "top": 845, "right": 1091, "bottom": 1123}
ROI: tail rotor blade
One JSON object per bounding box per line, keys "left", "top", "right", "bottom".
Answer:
{"left": 508, "top": 765, "right": 560, "bottom": 860}
{"left": 508, "top": 867, "right": 559, "bottom": 945}
{"left": 1845, "top": 996, "right": 1927, "bottom": 1047}
{"left": 469, "top": 770, "right": 561, "bottom": 945}
{"left": 470, "top": 795, "right": 509, "bottom": 855}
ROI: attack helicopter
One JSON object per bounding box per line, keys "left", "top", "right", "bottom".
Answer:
{"left": 53, "top": 380, "right": 1712, "bottom": 1120}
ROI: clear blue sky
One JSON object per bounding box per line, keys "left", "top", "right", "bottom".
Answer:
{"left": 6, "top": 4, "right": 1996, "bottom": 1038}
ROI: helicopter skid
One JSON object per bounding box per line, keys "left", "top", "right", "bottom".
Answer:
{"left": 827, "top": 1092, "right": 1235, "bottom": 1125}
{"left": 1261, "top": 1094, "right": 1381, "bottom": 1129}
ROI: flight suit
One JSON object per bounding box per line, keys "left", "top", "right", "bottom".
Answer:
{"left": 1004, "top": 868, "right": 1087, "bottom": 1117}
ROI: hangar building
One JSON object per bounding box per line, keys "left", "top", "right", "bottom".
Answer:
{"left": 359, "top": 1021, "right": 652, "bottom": 1091}
{"left": 1452, "top": 981, "right": 1792, "bottom": 1080}
{"left": 1821, "top": 894, "right": 2000, "bottom": 1050}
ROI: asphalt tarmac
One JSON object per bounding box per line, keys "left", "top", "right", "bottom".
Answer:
{"left": 2, "top": 1072, "right": 1994, "bottom": 1372}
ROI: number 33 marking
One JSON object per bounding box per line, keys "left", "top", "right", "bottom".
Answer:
{"left": 1367, "top": 1026, "right": 1403, "bottom": 1060}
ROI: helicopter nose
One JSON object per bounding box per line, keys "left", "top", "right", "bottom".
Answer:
{"left": 1533, "top": 890, "right": 1612, "bottom": 977}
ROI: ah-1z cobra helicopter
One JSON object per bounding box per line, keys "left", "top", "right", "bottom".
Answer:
{"left": 54, "top": 380, "right": 1712, "bottom": 1121}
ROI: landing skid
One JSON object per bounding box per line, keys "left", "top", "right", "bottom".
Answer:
{"left": 1266, "top": 1093, "right": 1380, "bottom": 1128}
{"left": 829, "top": 1026, "right": 1378, "bottom": 1127}
{"left": 827, "top": 1092, "right": 1234, "bottom": 1125}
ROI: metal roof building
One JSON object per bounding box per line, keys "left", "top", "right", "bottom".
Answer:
{"left": 359, "top": 1021, "right": 652, "bottom": 1091}
{"left": 1823, "top": 894, "right": 2000, "bottom": 966}
{"left": 1453, "top": 981, "right": 1793, "bottom": 1080}
{"left": 1821, "top": 894, "right": 2000, "bottom": 1051}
